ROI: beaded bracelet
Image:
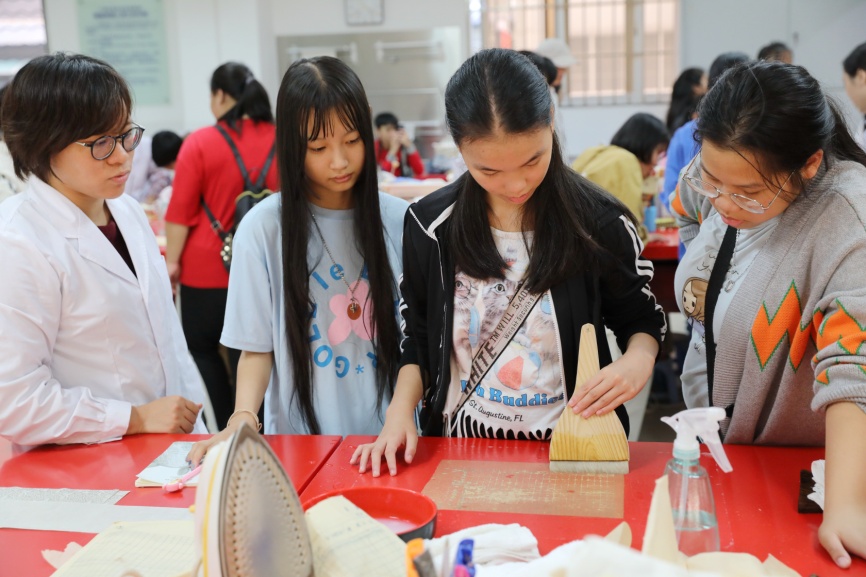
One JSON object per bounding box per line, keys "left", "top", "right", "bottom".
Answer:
{"left": 227, "top": 409, "right": 262, "bottom": 432}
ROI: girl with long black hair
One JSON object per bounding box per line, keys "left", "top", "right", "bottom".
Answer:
{"left": 188, "top": 56, "right": 407, "bottom": 461}
{"left": 352, "top": 48, "right": 665, "bottom": 476}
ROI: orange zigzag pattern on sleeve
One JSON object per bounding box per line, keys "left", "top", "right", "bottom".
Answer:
{"left": 750, "top": 281, "right": 820, "bottom": 370}
{"left": 669, "top": 183, "right": 702, "bottom": 223}
{"left": 751, "top": 284, "right": 866, "bottom": 373}
{"left": 816, "top": 299, "right": 866, "bottom": 355}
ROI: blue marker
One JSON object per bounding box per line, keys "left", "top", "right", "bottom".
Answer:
{"left": 453, "top": 538, "right": 475, "bottom": 577}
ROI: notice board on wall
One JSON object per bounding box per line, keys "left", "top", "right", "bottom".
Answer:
{"left": 77, "top": 0, "right": 170, "bottom": 106}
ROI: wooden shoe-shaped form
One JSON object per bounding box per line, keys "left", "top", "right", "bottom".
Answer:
{"left": 549, "top": 324, "right": 630, "bottom": 474}
{"left": 193, "top": 422, "right": 313, "bottom": 577}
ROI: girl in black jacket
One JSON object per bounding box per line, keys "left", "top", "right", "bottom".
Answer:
{"left": 352, "top": 48, "right": 666, "bottom": 476}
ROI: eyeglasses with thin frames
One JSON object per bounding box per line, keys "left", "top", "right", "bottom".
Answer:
{"left": 681, "top": 152, "right": 795, "bottom": 214}
{"left": 74, "top": 125, "right": 146, "bottom": 161}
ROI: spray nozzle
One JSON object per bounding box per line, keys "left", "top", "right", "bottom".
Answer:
{"left": 661, "top": 407, "right": 733, "bottom": 473}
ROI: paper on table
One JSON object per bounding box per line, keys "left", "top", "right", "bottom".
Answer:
{"left": 0, "top": 487, "right": 127, "bottom": 505}
{"left": 807, "top": 459, "right": 825, "bottom": 510}
{"left": 0, "top": 500, "right": 192, "bottom": 533}
{"left": 42, "top": 542, "right": 83, "bottom": 570}
{"left": 305, "top": 495, "right": 405, "bottom": 577}
{"left": 686, "top": 552, "right": 802, "bottom": 576}
{"left": 50, "top": 520, "right": 195, "bottom": 577}
{"left": 136, "top": 442, "right": 199, "bottom": 488}
{"left": 641, "top": 475, "right": 684, "bottom": 566}
{"left": 603, "top": 521, "right": 632, "bottom": 547}
{"left": 639, "top": 475, "right": 801, "bottom": 576}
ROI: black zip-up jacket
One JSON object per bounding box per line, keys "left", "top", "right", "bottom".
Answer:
{"left": 398, "top": 181, "right": 666, "bottom": 437}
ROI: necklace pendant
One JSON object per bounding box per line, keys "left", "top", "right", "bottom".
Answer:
{"left": 347, "top": 300, "right": 362, "bottom": 320}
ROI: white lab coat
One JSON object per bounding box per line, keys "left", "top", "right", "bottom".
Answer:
{"left": 0, "top": 177, "right": 206, "bottom": 445}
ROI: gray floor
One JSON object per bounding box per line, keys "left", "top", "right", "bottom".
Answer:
{"left": 637, "top": 316, "right": 689, "bottom": 443}
{"left": 637, "top": 401, "right": 687, "bottom": 442}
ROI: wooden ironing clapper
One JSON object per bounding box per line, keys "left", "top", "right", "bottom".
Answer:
{"left": 549, "top": 323, "right": 630, "bottom": 474}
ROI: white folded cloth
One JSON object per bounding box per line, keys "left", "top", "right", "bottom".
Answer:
{"left": 473, "top": 538, "right": 716, "bottom": 577}
{"left": 807, "top": 459, "right": 825, "bottom": 510}
{"left": 424, "top": 523, "right": 540, "bottom": 574}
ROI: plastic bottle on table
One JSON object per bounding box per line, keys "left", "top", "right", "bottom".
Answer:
{"left": 644, "top": 204, "right": 657, "bottom": 233}
{"left": 660, "top": 407, "right": 733, "bottom": 555}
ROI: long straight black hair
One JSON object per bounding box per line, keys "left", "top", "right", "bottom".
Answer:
{"left": 697, "top": 60, "right": 866, "bottom": 200}
{"left": 445, "top": 48, "right": 628, "bottom": 294}
{"left": 211, "top": 62, "right": 274, "bottom": 133}
{"left": 276, "top": 56, "right": 400, "bottom": 434}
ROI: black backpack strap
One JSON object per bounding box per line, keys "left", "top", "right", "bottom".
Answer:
{"left": 201, "top": 199, "right": 227, "bottom": 239}
{"left": 215, "top": 124, "right": 256, "bottom": 190}
{"left": 255, "top": 143, "right": 276, "bottom": 189}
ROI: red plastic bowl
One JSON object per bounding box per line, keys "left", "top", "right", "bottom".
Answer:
{"left": 302, "top": 486, "right": 438, "bottom": 542}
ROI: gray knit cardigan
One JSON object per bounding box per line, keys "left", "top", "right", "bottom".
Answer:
{"left": 673, "top": 159, "right": 866, "bottom": 445}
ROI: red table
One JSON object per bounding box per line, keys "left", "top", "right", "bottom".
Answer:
{"left": 642, "top": 227, "right": 679, "bottom": 261}
{"left": 643, "top": 228, "right": 679, "bottom": 315}
{"left": 0, "top": 433, "right": 341, "bottom": 577}
{"left": 302, "top": 437, "right": 850, "bottom": 576}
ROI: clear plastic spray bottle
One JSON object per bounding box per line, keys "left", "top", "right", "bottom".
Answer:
{"left": 661, "top": 407, "right": 733, "bottom": 556}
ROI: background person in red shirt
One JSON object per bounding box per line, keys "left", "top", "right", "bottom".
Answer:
{"left": 164, "top": 62, "right": 278, "bottom": 430}
{"left": 374, "top": 112, "right": 425, "bottom": 178}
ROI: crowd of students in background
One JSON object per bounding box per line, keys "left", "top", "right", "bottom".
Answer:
{"left": 1, "top": 37, "right": 866, "bottom": 569}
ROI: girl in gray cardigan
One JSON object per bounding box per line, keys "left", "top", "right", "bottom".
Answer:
{"left": 672, "top": 61, "right": 866, "bottom": 569}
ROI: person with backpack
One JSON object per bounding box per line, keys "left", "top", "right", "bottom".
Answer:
{"left": 164, "top": 62, "right": 278, "bottom": 430}
{"left": 186, "top": 56, "right": 408, "bottom": 465}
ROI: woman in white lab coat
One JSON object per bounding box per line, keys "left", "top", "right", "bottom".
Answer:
{"left": 0, "top": 53, "right": 206, "bottom": 445}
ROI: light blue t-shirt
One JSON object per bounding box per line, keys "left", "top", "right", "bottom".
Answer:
{"left": 221, "top": 192, "right": 409, "bottom": 435}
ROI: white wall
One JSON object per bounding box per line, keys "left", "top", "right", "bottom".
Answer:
{"left": 563, "top": 0, "right": 866, "bottom": 158}
{"left": 43, "top": 0, "right": 863, "bottom": 149}
{"left": 269, "top": 0, "right": 469, "bottom": 37}
{"left": 44, "top": 0, "right": 469, "bottom": 134}
{"left": 43, "top": 0, "right": 273, "bottom": 134}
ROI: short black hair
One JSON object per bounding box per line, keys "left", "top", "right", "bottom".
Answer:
{"left": 610, "top": 113, "right": 670, "bottom": 165}
{"left": 151, "top": 130, "right": 183, "bottom": 167}
{"left": 757, "top": 41, "right": 792, "bottom": 61}
{"left": 517, "top": 50, "right": 557, "bottom": 86}
{"left": 843, "top": 42, "right": 866, "bottom": 77}
{"left": 374, "top": 112, "right": 399, "bottom": 129}
{"left": 709, "top": 51, "right": 751, "bottom": 88}
{"left": 1, "top": 52, "right": 131, "bottom": 181}
{"left": 697, "top": 60, "right": 866, "bottom": 200}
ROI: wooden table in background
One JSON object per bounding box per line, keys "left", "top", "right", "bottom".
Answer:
{"left": 0, "top": 434, "right": 341, "bottom": 577}
{"left": 302, "top": 436, "right": 845, "bottom": 576}
{"left": 379, "top": 178, "right": 448, "bottom": 201}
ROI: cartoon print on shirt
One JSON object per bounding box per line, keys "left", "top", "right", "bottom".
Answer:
{"left": 682, "top": 277, "right": 709, "bottom": 325}
{"left": 499, "top": 294, "right": 555, "bottom": 391}
{"left": 452, "top": 272, "right": 519, "bottom": 378}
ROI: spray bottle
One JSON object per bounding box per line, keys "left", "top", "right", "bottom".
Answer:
{"left": 660, "top": 407, "right": 733, "bottom": 556}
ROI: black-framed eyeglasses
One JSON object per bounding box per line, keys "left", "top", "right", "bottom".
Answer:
{"left": 74, "top": 125, "right": 146, "bottom": 160}
{"left": 681, "top": 152, "right": 795, "bottom": 214}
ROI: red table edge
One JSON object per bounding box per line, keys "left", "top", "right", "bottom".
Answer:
{"left": 286, "top": 435, "right": 342, "bottom": 495}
